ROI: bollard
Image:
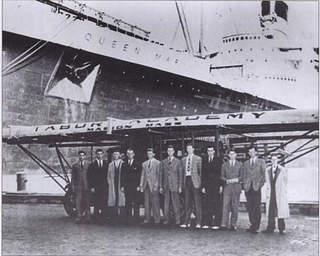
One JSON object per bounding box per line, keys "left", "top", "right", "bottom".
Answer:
{"left": 16, "top": 172, "right": 27, "bottom": 191}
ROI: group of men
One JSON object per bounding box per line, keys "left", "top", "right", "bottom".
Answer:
{"left": 71, "top": 144, "right": 289, "bottom": 235}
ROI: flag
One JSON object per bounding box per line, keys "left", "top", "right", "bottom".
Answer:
{"left": 45, "top": 49, "right": 100, "bottom": 103}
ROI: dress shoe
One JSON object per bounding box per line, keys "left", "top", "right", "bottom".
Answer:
{"left": 250, "top": 229, "right": 259, "bottom": 234}
{"left": 279, "top": 230, "right": 286, "bottom": 235}
{"left": 202, "top": 225, "right": 210, "bottom": 229}
{"left": 154, "top": 223, "right": 161, "bottom": 228}
{"left": 75, "top": 218, "right": 82, "bottom": 224}
{"left": 230, "top": 226, "right": 237, "bottom": 231}
{"left": 212, "top": 226, "right": 219, "bottom": 230}
{"left": 246, "top": 227, "right": 252, "bottom": 232}
{"left": 195, "top": 224, "right": 201, "bottom": 229}
{"left": 218, "top": 226, "right": 227, "bottom": 231}
{"left": 180, "top": 223, "right": 191, "bottom": 228}
{"left": 141, "top": 221, "right": 151, "bottom": 228}
{"left": 262, "top": 229, "right": 274, "bottom": 234}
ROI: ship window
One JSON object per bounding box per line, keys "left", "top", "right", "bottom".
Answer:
{"left": 284, "top": 78, "right": 287, "bottom": 80}
{"left": 245, "top": 36, "right": 248, "bottom": 40}
{"left": 250, "top": 59, "right": 253, "bottom": 62}
{"left": 234, "top": 49, "right": 237, "bottom": 52}
{"left": 258, "top": 36, "right": 261, "bottom": 39}
{"left": 273, "top": 77, "right": 275, "bottom": 79}
{"left": 232, "top": 38, "right": 235, "bottom": 41}
{"left": 240, "top": 49, "right": 243, "bottom": 51}
{"left": 249, "top": 37, "right": 252, "bottom": 39}
{"left": 262, "top": 48, "right": 264, "bottom": 50}
{"left": 265, "top": 59, "right": 267, "bottom": 62}
{"left": 250, "top": 48, "right": 252, "bottom": 51}
{"left": 236, "top": 37, "right": 239, "bottom": 41}
{"left": 241, "top": 37, "right": 244, "bottom": 40}
{"left": 254, "top": 36, "right": 257, "bottom": 39}
{"left": 228, "top": 50, "right": 231, "bottom": 53}
{"left": 277, "top": 77, "right": 279, "bottom": 80}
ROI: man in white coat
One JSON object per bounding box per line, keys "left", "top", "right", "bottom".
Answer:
{"left": 262, "top": 154, "right": 290, "bottom": 235}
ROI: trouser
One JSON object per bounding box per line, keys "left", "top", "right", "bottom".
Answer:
{"left": 109, "top": 206, "right": 126, "bottom": 224}
{"left": 221, "top": 189, "right": 241, "bottom": 227}
{"left": 201, "top": 188, "right": 222, "bottom": 226}
{"left": 245, "top": 185, "right": 262, "bottom": 231}
{"left": 91, "top": 187, "right": 108, "bottom": 220}
{"left": 125, "top": 190, "right": 140, "bottom": 223}
{"left": 144, "top": 185, "right": 161, "bottom": 224}
{"left": 75, "top": 186, "right": 90, "bottom": 221}
{"left": 267, "top": 189, "right": 286, "bottom": 231}
{"left": 164, "top": 189, "right": 181, "bottom": 224}
{"left": 184, "top": 176, "right": 202, "bottom": 225}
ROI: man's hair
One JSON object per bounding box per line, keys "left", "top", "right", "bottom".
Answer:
{"left": 206, "top": 145, "right": 216, "bottom": 150}
{"left": 113, "top": 149, "right": 120, "bottom": 154}
{"left": 186, "top": 143, "right": 194, "bottom": 148}
{"left": 167, "top": 145, "right": 174, "bottom": 150}
{"left": 226, "top": 148, "right": 236, "bottom": 154}
{"left": 247, "top": 145, "right": 257, "bottom": 152}
{"left": 96, "top": 149, "right": 103, "bottom": 154}
{"left": 147, "top": 148, "right": 154, "bottom": 153}
{"left": 127, "top": 148, "right": 134, "bottom": 153}
{"left": 78, "top": 150, "right": 86, "bottom": 155}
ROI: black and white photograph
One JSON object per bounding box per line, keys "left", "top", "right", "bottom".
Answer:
{"left": 1, "top": 1, "right": 319, "bottom": 255}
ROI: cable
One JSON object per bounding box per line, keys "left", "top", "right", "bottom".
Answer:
{"left": 3, "top": 17, "right": 74, "bottom": 75}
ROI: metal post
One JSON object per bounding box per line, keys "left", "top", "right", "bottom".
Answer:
{"left": 191, "top": 130, "right": 195, "bottom": 147}
{"left": 91, "top": 146, "right": 93, "bottom": 162}
{"left": 215, "top": 129, "right": 220, "bottom": 158}
{"left": 181, "top": 132, "right": 185, "bottom": 156}
{"left": 55, "top": 146, "right": 70, "bottom": 184}
{"left": 159, "top": 135, "right": 163, "bottom": 160}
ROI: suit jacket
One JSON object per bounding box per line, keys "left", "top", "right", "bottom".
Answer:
{"left": 220, "top": 160, "right": 243, "bottom": 194}
{"left": 159, "top": 157, "right": 183, "bottom": 192}
{"left": 201, "top": 156, "right": 223, "bottom": 192}
{"left": 181, "top": 154, "right": 202, "bottom": 189}
{"left": 265, "top": 165, "right": 290, "bottom": 218}
{"left": 140, "top": 158, "right": 161, "bottom": 192}
{"left": 108, "top": 160, "right": 125, "bottom": 207}
{"left": 87, "top": 159, "right": 108, "bottom": 191}
{"left": 71, "top": 161, "right": 90, "bottom": 191}
{"left": 120, "top": 158, "right": 142, "bottom": 193}
{"left": 242, "top": 158, "right": 266, "bottom": 192}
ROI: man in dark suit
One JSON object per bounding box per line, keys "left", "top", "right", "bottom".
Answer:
{"left": 87, "top": 149, "right": 108, "bottom": 222}
{"left": 201, "top": 145, "right": 223, "bottom": 229}
{"left": 159, "top": 145, "right": 183, "bottom": 226}
{"left": 71, "top": 150, "right": 90, "bottom": 224}
{"left": 180, "top": 143, "right": 202, "bottom": 229}
{"left": 243, "top": 146, "right": 266, "bottom": 234}
{"left": 120, "top": 148, "right": 142, "bottom": 224}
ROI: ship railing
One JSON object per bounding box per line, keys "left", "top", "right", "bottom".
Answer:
{"left": 43, "top": 0, "right": 150, "bottom": 39}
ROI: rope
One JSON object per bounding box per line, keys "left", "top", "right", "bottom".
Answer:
{"left": 3, "top": 17, "right": 75, "bottom": 75}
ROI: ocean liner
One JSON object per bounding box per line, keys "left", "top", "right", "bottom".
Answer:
{"left": 3, "top": 0, "right": 318, "bottom": 130}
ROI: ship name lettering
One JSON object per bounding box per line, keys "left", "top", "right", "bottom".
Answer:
{"left": 155, "top": 53, "right": 161, "bottom": 59}
{"left": 111, "top": 40, "right": 118, "bottom": 48}
{"left": 75, "top": 124, "right": 86, "bottom": 129}
{"left": 175, "top": 59, "right": 179, "bottom": 64}
{"left": 227, "top": 113, "right": 243, "bottom": 119}
{"left": 134, "top": 47, "right": 140, "bottom": 54}
{"left": 99, "top": 36, "right": 106, "bottom": 45}
{"left": 123, "top": 44, "right": 129, "bottom": 52}
{"left": 85, "top": 33, "right": 92, "bottom": 41}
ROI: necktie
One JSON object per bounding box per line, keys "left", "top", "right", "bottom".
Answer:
{"left": 129, "top": 159, "right": 132, "bottom": 166}
{"left": 209, "top": 157, "right": 212, "bottom": 163}
{"left": 148, "top": 160, "right": 151, "bottom": 169}
{"left": 81, "top": 161, "right": 84, "bottom": 168}
{"left": 251, "top": 159, "right": 254, "bottom": 166}
{"left": 169, "top": 158, "right": 172, "bottom": 165}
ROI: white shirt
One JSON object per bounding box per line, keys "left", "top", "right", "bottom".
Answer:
{"left": 250, "top": 157, "right": 257, "bottom": 165}
{"left": 229, "top": 160, "right": 235, "bottom": 167}
{"left": 185, "top": 155, "right": 193, "bottom": 176}
{"left": 97, "top": 159, "right": 103, "bottom": 168}
{"left": 272, "top": 165, "right": 277, "bottom": 179}
{"left": 114, "top": 159, "right": 121, "bottom": 168}
{"left": 128, "top": 159, "right": 133, "bottom": 165}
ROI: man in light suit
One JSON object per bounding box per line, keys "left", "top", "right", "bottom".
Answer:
{"left": 180, "top": 143, "right": 202, "bottom": 229}
{"left": 219, "top": 148, "right": 243, "bottom": 231}
{"left": 71, "top": 150, "right": 90, "bottom": 224}
{"left": 108, "top": 149, "right": 126, "bottom": 224}
{"left": 243, "top": 146, "right": 266, "bottom": 234}
{"left": 262, "top": 154, "right": 290, "bottom": 235}
{"left": 140, "top": 148, "right": 161, "bottom": 227}
{"left": 159, "top": 145, "right": 183, "bottom": 226}
{"left": 87, "top": 149, "right": 108, "bottom": 222}
{"left": 201, "top": 145, "right": 223, "bottom": 229}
